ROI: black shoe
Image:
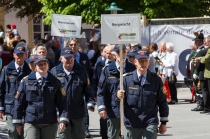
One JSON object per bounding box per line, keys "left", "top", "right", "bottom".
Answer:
{"left": 168, "top": 100, "right": 176, "bottom": 104}
{"left": 200, "top": 111, "right": 210, "bottom": 114}
{"left": 85, "top": 132, "right": 91, "bottom": 138}
{"left": 191, "top": 106, "right": 204, "bottom": 111}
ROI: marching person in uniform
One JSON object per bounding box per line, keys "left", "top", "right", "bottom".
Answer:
{"left": 0, "top": 44, "right": 31, "bottom": 139}
{"left": 28, "top": 54, "right": 37, "bottom": 72}
{"left": 68, "top": 38, "right": 92, "bottom": 137}
{"left": 93, "top": 45, "right": 115, "bottom": 139}
{"left": 12, "top": 56, "right": 68, "bottom": 139}
{"left": 51, "top": 47, "right": 95, "bottom": 139}
{"left": 117, "top": 50, "right": 169, "bottom": 139}
{"left": 97, "top": 44, "right": 136, "bottom": 139}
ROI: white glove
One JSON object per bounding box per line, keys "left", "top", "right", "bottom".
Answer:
{"left": 193, "top": 74, "right": 198, "bottom": 79}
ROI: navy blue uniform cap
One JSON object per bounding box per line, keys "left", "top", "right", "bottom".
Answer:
{"left": 14, "top": 44, "right": 26, "bottom": 54}
{"left": 61, "top": 47, "right": 74, "bottom": 58}
{"left": 34, "top": 55, "right": 49, "bottom": 64}
{"left": 113, "top": 44, "right": 126, "bottom": 52}
{"left": 135, "top": 50, "right": 149, "bottom": 59}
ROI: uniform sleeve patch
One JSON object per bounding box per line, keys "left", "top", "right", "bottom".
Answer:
{"left": 87, "top": 78, "right": 90, "bottom": 85}
{"left": 162, "top": 87, "right": 166, "bottom": 94}
{"left": 60, "top": 88, "right": 66, "bottom": 96}
{"left": 15, "top": 91, "right": 20, "bottom": 98}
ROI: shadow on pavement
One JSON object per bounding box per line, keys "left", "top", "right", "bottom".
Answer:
{"left": 158, "top": 134, "right": 173, "bottom": 136}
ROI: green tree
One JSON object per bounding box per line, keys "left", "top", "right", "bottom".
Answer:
{"left": 1, "top": 0, "right": 210, "bottom": 24}
{"left": 0, "top": 0, "right": 43, "bottom": 20}
{"left": 38, "top": 0, "right": 210, "bottom": 25}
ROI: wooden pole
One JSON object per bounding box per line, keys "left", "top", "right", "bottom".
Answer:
{"left": 119, "top": 44, "right": 124, "bottom": 136}
{"left": 63, "top": 35, "right": 67, "bottom": 48}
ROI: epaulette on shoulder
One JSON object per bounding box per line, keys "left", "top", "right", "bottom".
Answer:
{"left": 102, "top": 65, "right": 108, "bottom": 70}
{"left": 21, "top": 76, "right": 28, "bottom": 82}
{"left": 123, "top": 72, "right": 132, "bottom": 77}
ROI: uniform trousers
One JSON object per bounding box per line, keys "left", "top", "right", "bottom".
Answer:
{"left": 6, "top": 115, "right": 23, "bottom": 139}
{"left": 59, "top": 117, "right": 85, "bottom": 139}
{"left": 100, "top": 118, "right": 108, "bottom": 139}
{"left": 200, "top": 80, "right": 210, "bottom": 111}
{"left": 107, "top": 118, "right": 120, "bottom": 139}
{"left": 124, "top": 124, "right": 158, "bottom": 139}
{"left": 23, "top": 123, "right": 57, "bottom": 139}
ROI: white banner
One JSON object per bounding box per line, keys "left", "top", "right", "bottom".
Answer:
{"left": 101, "top": 14, "right": 141, "bottom": 44}
{"left": 150, "top": 24, "right": 210, "bottom": 81}
{"left": 51, "top": 14, "right": 81, "bottom": 37}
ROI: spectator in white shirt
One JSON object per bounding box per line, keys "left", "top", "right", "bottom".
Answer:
{"left": 162, "top": 42, "right": 179, "bottom": 104}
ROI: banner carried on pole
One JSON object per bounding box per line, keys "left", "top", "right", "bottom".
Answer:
{"left": 51, "top": 14, "right": 82, "bottom": 37}
{"left": 101, "top": 14, "right": 141, "bottom": 44}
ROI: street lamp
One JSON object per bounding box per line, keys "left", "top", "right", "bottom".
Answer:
{"left": 105, "top": 2, "right": 123, "bottom": 14}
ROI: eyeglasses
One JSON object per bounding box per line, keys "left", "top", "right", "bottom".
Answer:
{"left": 69, "top": 43, "right": 77, "bottom": 47}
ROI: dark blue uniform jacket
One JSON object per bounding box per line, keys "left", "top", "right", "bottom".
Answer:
{"left": 12, "top": 72, "right": 69, "bottom": 126}
{"left": 51, "top": 61, "right": 95, "bottom": 119}
{"left": 97, "top": 60, "right": 136, "bottom": 118}
{"left": 92, "top": 59, "right": 106, "bottom": 97}
{"left": 122, "top": 70, "right": 169, "bottom": 128}
{"left": 0, "top": 61, "right": 31, "bottom": 115}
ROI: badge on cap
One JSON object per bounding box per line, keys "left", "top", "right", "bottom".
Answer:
{"left": 162, "top": 87, "right": 166, "bottom": 94}
{"left": 60, "top": 88, "right": 66, "bottom": 96}
{"left": 65, "top": 50, "right": 71, "bottom": 53}
{"left": 140, "top": 51, "right": 145, "bottom": 55}
{"left": 17, "top": 47, "right": 23, "bottom": 51}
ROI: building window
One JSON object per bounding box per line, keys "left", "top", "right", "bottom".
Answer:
{"left": 33, "top": 16, "right": 51, "bottom": 39}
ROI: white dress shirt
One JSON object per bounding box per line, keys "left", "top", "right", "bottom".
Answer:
{"left": 14, "top": 62, "right": 24, "bottom": 73}
{"left": 162, "top": 52, "right": 179, "bottom": 77}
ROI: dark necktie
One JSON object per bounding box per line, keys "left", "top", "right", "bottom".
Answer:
{"left": 139, "top": 75, "right": 143, "bottom": 86}
{"left": 38, "top": 77, "right": 44, "bottom": 87}
{"left": 68, "top": 73, "right": 72, "bottom": 82}
{"left": 17, "top": 67, "right": 21, "bottom": 74}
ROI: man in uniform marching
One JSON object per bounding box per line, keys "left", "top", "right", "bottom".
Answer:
{"left": 51, "top": 47, "right": 95, "bottom": 139}
{"left": 117, "top": 50, "right": 169, "bottom": 139}
{"left": 0, "top": 43, "right": 31, "bottom": 139}
{"left": 12, "top": 56, "right": 68, "bottom": 139}
{"left": 97, "top": 44, "right": 136, "bottom": 139}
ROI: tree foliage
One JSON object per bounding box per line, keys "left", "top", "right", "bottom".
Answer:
{"left": 0, "top": 0, "right": 43, "bottom": 20}
{"left": 38, "top": 0, "right": 210, "bottom": 25}
{"left": 1, "top": 0, "right": 210, "bottom": 25}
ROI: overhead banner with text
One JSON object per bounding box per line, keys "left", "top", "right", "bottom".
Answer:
{"left": 150, "top": 24, "right": 210, "bottom": 81}
{"left": 51, "top": 14, "right": 81, "bottom": 37}
{"left": 101, "top": 14, "right": 140, "bottom": 44}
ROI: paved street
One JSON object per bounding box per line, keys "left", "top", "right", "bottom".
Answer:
{"left": 1, "top": 87, "right": 210, "bottom": 139}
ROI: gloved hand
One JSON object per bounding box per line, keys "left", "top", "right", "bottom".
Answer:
{"left": 193, "top": 74, "right": 198, "bottom": 80}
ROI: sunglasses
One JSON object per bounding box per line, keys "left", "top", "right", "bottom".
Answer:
{"left": 69, "top": 43, "right": 77, "bottom": 46}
